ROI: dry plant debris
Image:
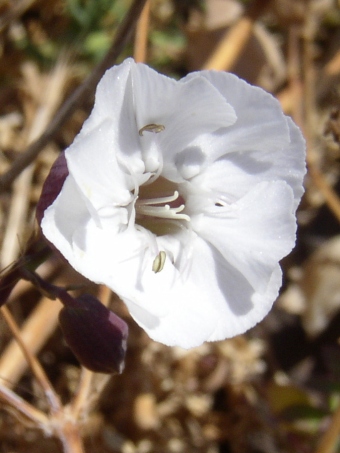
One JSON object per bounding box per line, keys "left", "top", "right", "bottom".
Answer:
{"left": 1, "top": 0, "right": 340, "bottom": 452}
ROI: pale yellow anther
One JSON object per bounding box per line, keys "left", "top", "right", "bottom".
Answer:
{"left": 152, "top": 251, "right": 166, "bottom": 273}
{"left": 139, "top": 124, "right": 165, "bottom": 136}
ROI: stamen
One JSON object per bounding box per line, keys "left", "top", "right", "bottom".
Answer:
{"left": 152, "top": 251, "right": 166, "bottom": 273}
{"left": 137, "top": 204, "right": 190, "bottom": 221}
{"left": 139, "top": 191, "right": 180, "bottom": 206}
{"left": 136, "top": 190, "right": 190, "bottom": 222}
{"left": 139, "top": 124, "right": 165, "bottom": 136}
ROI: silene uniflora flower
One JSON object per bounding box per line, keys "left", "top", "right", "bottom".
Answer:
{"left": 38, "top": 58, "right": 306, "bottom": 348}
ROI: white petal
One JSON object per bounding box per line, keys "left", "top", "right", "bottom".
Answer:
{"left": 43, "top": 178, "right": 284, "bottom": 348}
{"left": 192, "top": 116, "right": 305, "bottom": 207}
{"left": 85, "top": 58, "right": 133, "bottom": 127}
{"left": 195, "top": 181, "right": 296, "bottom": 293}
{"left": 285, "top": 117, "right": 307, "bottom": 207}
{"left": 66, "top": 119, "right": 134, "bottom": 212}
{"left": 79, "top": 58, "right": 144, "bottom": 175}
{"left": 126, "top": 237, "right": 282, "bottom": 347}
{"left": 183, "top": 70, "right": 291, "bottom": 162}
{"left": 125, "top": 237, "right": 221, "bottom": 347}
{"left": 207, "top": 263, "right": 283, "bottom": 342}
{"left": 131, "top": 64, "right": 237, "bottom": 178}
{"left": 41, "top": 175, "right": 91, "bottom": 260}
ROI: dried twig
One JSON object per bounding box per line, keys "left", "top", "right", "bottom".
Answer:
{"left": 0, "top": 379, "right": 86, "bottom": 453}
{"left": 134, "top": 0, "right": 151, "bottom": 63}
{"left": 0, "top": 305, "right": 61, "bottom": 411}
{"left": 0, "top": 384, "right": 50, "bottom": 430}
{"left": 0, "top": 296, "right": 62, "bottom": 387}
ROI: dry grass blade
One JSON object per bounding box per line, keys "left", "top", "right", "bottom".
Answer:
{"left": 134, "top": 0, "right": 151, "bottom": 63}
{"left": 0, "top": 296, "right": 62, "bottom": 388}
{"left": 0, "top": 166, "right": 35, "bottom": 268}
{"left": 1, "top": 59, "right": 70, "bottom": 269}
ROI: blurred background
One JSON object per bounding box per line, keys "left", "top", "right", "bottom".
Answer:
{"left": 1, "top": 0, "right": 340, "bottom": 452}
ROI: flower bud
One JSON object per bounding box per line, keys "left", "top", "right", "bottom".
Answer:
{"left": 59, "top": 294, "right": 128, "bottom": 374}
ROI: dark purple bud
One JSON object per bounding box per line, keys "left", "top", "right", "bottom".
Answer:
{"left": 59, "top": 294, "right": 128, "bottom": 374}
{"left": 36, "top": 152, "right": 68, "bottom": 225}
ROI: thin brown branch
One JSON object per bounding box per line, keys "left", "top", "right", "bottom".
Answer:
{"left": 0, "top": 384, "right": 50, "bottom": 430}
{"left": 0, "top": 305, "right": 61, "bottom": 412}
{"left": 0, "top": 0, "right": 148, "bottom": 192}
{"left": 0, "top": 297, "right": 61, "bottom": 387}
{"left": 55, "top": 417, "right": 86, "bottom": 453}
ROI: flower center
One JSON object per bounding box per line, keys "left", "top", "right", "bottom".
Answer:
{"left": 136, "top": 191, "right": 189, "bottom": 221}
{"left": 135, "top": 177, "right": 189, "bottom": 236}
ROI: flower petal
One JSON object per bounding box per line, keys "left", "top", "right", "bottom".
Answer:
{"left": 74, "top": 59, "right": 145, "bottom": 176}
{"left": 43, "top": 197, "right": 177, "bottom": 318}
{"left": 131, "top": 63, "right": 237, "bottom": 178}
{"left": 206, "top": 262, "right": 283, "bottom": 342}
{"left": 41, "top": 174, "right": 91, "bottom": 258}
{"left": 125, "top": 237, "right": 282, "bottom": 347}
{"left": 195, "top": 181, "right": 296, "bottom": 293}
{"left": 183, "top": 70, "right": 291, "bottom": 162}
{"left": 191, "top": 116, "right": 305, "bottom": 207}
{"left": 65, "top": 119, "right": 135, "bottom": 212}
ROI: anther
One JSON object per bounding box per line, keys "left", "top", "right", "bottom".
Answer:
{"left": 152, "top": 251, "right": 166, "bottom": 273}
{"left": 139, "top": 124, "right": 165, "bottom": 136}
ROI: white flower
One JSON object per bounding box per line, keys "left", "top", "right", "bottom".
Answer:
{"left": 40, "top": 58, "right": 305, "bottom": 348}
